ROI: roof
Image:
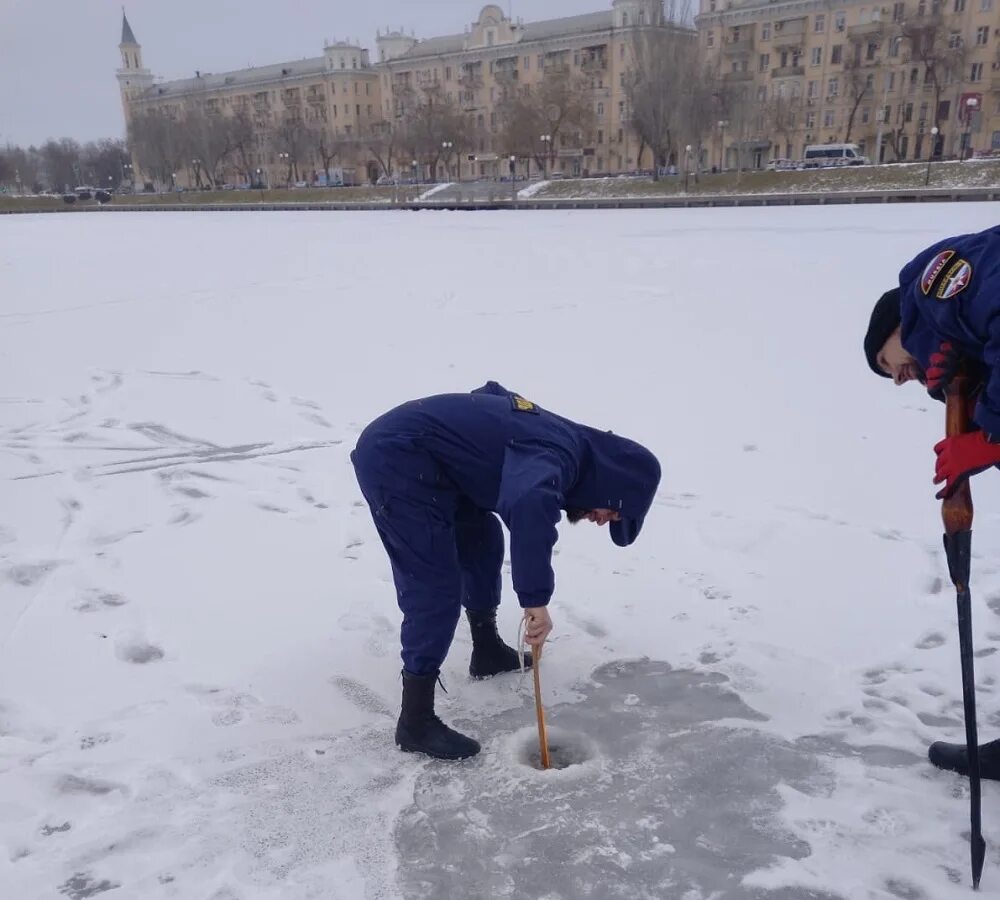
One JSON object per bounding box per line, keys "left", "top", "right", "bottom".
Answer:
{"left": 142, "top": 55, "right": 374, "bottom": 100}
{"left": 395, "top": 10, "right": 616, "bottom": 61}
{"left": 121, "top": 12, "right": 138, "bottom": 46}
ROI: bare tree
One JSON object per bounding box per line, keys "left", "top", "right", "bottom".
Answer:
{"left": 129, "top": 108, "right": 187, "bottom": 188}
{"left": 229, "top": 111, "right": 260, "bottom": 187}
{"left": 366, "top": 120, "right": 399, "bottom": 179}
{"left": 399, "top": 84, "right": 469, "bottom": 180}
{"left": 182, "top": 104, "right": 236, "bottom": 187}
{"left": 81, "top": 139, "right": 130, "bottom": 190}
{"left": 40, "top": 138, "right": 82, "bottom": 191}
{"left": 272, "top": 113, "right": 309, "bottom": 185}
{"left": 900, "top": 12, "right": 967, "bottom": 132}
{"left": 625, "top": 25, "right": 701, "bottom": 180}
{"left": 842, "top": 40, "right": 876, "bottom": 142}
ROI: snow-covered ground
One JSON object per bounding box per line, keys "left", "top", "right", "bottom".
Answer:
{"left": 2, "top": 206, "right": 1000, "bottom": 899}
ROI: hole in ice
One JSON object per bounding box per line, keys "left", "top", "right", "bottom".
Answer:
{"left": 516, "top": 727, "right": 593, "bottom": 771}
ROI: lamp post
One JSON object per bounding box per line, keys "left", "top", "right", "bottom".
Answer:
{"left": 442, "top": 140, "right": 454, "bottom": 181}
{"left": 925, "top": 126, "right": 939, "bottom": 186}
{"left": 411, "top": 159, "right": 419, "bottom": 184}
{"left": 191, "top": 157, "right": 201, "bottom": 190}
{"left": 509, "top": 155, "right": 517, "bottom": 203}
{"left": 256, "top": 167, "right": 264, "bottom": 199}
{"left": 540, "top": 134, "right": 552, "bottom": 178}
{"left": 684, "top": 145, "right": 692, "bottom": 192}
{"left": 278, "top": 152, "right": 290, "bottom": 187}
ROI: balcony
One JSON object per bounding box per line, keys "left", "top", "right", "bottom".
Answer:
{"left": 772, "top": 19, "right": 806, "bottom": 48}
{"left": 723, "top": 70, "right": 755, "bottom": 82}
{"left": 723, "top": 37, "right": 755, "bottom": 56}
{"left": 848, "top": 20, "right": 885, "bottom": 38}
{"left": 771, "top": 65, "right": 805, "bottom": 77}
{"left": 992, "top": 73, "right": 1000, "bottom": 91}
{"left": 581, "top": 56, "right": 608, "bottom": 72}
{"left": 543, "top": 62, "right": 571, "bottom": 76}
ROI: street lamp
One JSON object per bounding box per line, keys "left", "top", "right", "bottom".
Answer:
{"left": 925, "top": 126, "right": 939, "bottom": 186}
{"left": 256, "top": 167, "right": 264, "bottom": 198}
{"left": 684, "top": 144, "right": 692, "bottom": 192}
{"left": 278, "top": 152, "right": 290, "bottom": 187}
{"left": 509, "top": 155, "right": 517, "bottom": 202}
{"left": 191, "top": 158, "right": 201, "bottom": 190}
{"left": 717, "top": 120, "right": 728, "bottom": 173}
{"left": 540, "top": 133, "right": 552, "bottom": 177}
{"left": 442, "top": 140, "right": 454, "bottom": 181}
{"left": 412, "top": 159, "right": 419, "bottom": 183}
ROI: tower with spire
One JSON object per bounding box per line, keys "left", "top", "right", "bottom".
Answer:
{"left": 116, "top": 11, "right": 153, "bottom": 120}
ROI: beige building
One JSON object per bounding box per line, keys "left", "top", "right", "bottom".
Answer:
{"left": 117, "top": 3, "right": 691, "bottom": 187}
{"left": 696, "top": 0, "right": 1000, "bottom": 167}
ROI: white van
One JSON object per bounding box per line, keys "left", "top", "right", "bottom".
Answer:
{"left": 802, "top": 143, "right": 869, "bottom": 167}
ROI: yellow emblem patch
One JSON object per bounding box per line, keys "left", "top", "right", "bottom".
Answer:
{"left": 511, "top": 395, "right": 538, "bottom": 413}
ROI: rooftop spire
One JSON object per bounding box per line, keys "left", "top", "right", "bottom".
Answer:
{"left": 121, "top": 9, "right": 138, "bottom": 46}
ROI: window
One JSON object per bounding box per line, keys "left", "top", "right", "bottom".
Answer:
{"left": 866, "top": 72, "right": 875, "bottom": 90}
{"left": 866, "top": 40, "right": 878, "bottom": 61}
{"left": 889, "top": 36, "right": 902, "bottom": 57}
{"left": 938, "top": 100, "right": 951, "bottom": 120}
{"left": 903, "top": 102, "right": 913, "bottom": 122}
{"left": 807, "top": 79, "right": 818, "bottom": 97}
{"left": 574, "top": 51, "right": 580, "bottom": 66}
{"left": 824, "top": 109, "right": 835, "bottom": 127}
{"left": 366, "top": 83, "right": 370, "bottom": 95}
{"left": 949, "top": 31, "right": 962, "bottom": 49}
{"left": 759, "top": 53, "right": 770, "bottom": 72}
{"left": 983, "top": 0, "right": 994, "bottom": 10}
{"left": 757, "top": 85, "right": 768, "bottom": 101}
{"left": 806, "top": 111, "right": 817, "bottom": 128}
{"left": 487, "top": 29, "right": 495, "bottom": 46}
{"left": 618, "top": 128, "right": 623, "bottom": 142}
{"left": 954, "top": 0, "right": 966, "bottom": 9}
{"left": 919, "top": 101, "right": 929, "bottom": 122}
{"left": 620, "top": 43, "right": 625, "bottom": 58}
{"left": 811, "top": 47, "right": 823, "bottom": 65}
{"left": 881, "top": 104, "right": 891, "bottom": 123}
{"left": 815, "top": 14, "right": 826, "bottom": 32}
{"left": 862, "top": 107, "right": 871, "bottom": 123}
{"left": 893, "top": 1, "right": 906, "bottom": 20}
{"left": 832, "top": 45, "right": 843, "bottom": 64}
{"left": 356, "top": 104, "right": 361, "bottom": 115}
{"left": 971, "top": 62, "right": 984, "bottom": 81}
{"left": 597, "top": 102, "right": 604, "bottom": 115}
{"left": 762, "top": 22, "right": 771, "bottom": 39}
{"left": 977, "top": 26, "right": 989, "bottom": 45}
{"left": 597, "top": 129, "right": 604, "bottom": 144}
{"left": 367, "top": 104, "right": 372, "bottom": 116}
{"left": 707, "top": 31, "right": 715, "bottom": 47}
{"left": 619, "top": 100, "right": 626, "bottom": 119}
{"left": 620, "top": 72, "right": 626, "bottom": 87}
{"left": 523, "top": 56, "right": 530, "bottom": 70}
{"left": 992, "top": 130, "right": 1000, "bottom": 149}
{"left": 828, "top": 77, "right": 839, "bottom": 96}
{"left": 835, "top": 11, "right": 846, "bottom": 31}
{"left": 446, "top": 66, "right": 452, "bottom": 80}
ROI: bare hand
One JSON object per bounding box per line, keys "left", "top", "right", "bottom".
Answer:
{"left": 523, "top": 606, "right": 553, "bottom": 649}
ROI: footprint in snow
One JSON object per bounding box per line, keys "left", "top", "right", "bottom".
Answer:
{"left": 915, "top": 632, "right": 946, "bottom": 650}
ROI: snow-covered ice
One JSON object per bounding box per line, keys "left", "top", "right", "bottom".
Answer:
{"left": 2, "top": 205, "right": 1000, "bottom": 899}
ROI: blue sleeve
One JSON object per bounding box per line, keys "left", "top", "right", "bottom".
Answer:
{"left": 975, "top": 315, "right": 1000, "bottom": 436}
{"left": 494, "top": 442, "right": 570, "bottom": 608}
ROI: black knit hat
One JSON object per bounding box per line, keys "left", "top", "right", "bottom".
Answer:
{"left": 864, "top": 288, "right": 902, "bottom": 378}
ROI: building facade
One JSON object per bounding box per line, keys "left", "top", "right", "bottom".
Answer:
{"left": 116, "top": 2, "right": 690, "bottom": 187}
{"left": 696, "top": 0, "right": 1000, "bottom": 167}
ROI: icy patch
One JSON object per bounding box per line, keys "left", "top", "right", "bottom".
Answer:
{"left": 396, "top": 658, "right": 845, "bottom": 900}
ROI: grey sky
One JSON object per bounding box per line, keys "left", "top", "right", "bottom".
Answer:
{"left": 0, "top": 0, "right": 612, "bottom": 147}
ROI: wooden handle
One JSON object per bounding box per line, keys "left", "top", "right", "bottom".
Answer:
{"left": 942, "top": 374, "right": 975, "bottom": 535}
{"left": 532, "top": 645, "right": 550, "bottom": 770}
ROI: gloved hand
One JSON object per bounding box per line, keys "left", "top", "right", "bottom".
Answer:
{"left": 926, "top": 341, "right": 961, "bottom": 402}
{"left": 933, "top": 430, "right": 1000, "bottom": 499}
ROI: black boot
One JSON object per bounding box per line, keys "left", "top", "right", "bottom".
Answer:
{"left": 928, "top": 738, "right": 1000, "bottom": 780}
{"left": 466, "top": 607, "right": 532, "bottom": 679}
{"left": 395, "top": 670, "right": 480, "bottom": 760}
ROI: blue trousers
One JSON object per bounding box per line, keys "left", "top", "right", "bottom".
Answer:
{"left": 351, "top": 436, "right": 505, "bottom": 675}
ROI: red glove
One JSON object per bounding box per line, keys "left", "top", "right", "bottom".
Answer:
{"left": 933, "top": 430, "right": 1000, "bottom": 498}
{"left": 926, "top": 341, "right": 960, "bottom": 402}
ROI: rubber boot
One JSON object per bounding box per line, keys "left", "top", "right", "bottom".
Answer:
{"left": 395, "top": 670, "right": 480, "bottom": 760}
{"left": 466, "top": 606, "right": 532, "bottom": 679}
{"left": 928, "top": 737, "right": 1000, "bottom": 780}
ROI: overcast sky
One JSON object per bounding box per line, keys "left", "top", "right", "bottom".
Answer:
{"left": 0, "top": 0, "right": 614, "bottom": 147}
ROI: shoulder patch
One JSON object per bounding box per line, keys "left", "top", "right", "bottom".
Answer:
{"left": 510, "top": 394, "right": 539, "bottom": 414}
{"left": 936, "top": 259, "right": 973, "bottom": 300}
{"left": 920, "top": 250, "right": 955, "bottom": 296}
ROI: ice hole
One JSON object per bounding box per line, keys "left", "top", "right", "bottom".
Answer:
{"left": 517, "top": 727, "right": 593, "bottom": 771}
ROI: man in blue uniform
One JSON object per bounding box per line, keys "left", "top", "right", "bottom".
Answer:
{"left": 864, "top": 224, "right": 1000, "bottom": 779}
{"left": 351, "top": 382, "right": 661, "bottom": 760}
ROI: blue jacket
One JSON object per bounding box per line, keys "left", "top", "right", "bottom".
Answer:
{"left": 359, "top": 382, "right": 661, "bottom": 608}
{"left": 899, "top": 225, "right": 1000, "bottom": 434}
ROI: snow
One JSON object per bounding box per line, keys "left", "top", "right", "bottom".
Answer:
{"left": 517, "top": 179, "right": 551, "bottom": 199}
{"left": 2, "top": 205, "right": 1000, "bottom": 899}
{"left": 416, "top": 182, "right": 454, "bottom": 200}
